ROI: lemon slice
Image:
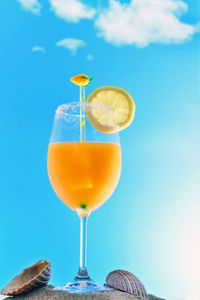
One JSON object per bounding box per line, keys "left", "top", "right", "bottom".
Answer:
{"left": 86, "top": 86, "right": 135, "bottom": 133}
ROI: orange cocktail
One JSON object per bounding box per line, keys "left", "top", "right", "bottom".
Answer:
{"left": 47, "top": 72, "right": 136, "bottom": 293}
{"left": 47, "top": 141, "right": 121, "bottom": 212}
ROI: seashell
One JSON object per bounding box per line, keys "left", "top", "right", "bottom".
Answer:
{"left": 1, "top": 260, "right": 51, "bottom": 296}
{"left": 106, "top": 269, "right": 147, "bottom": 297}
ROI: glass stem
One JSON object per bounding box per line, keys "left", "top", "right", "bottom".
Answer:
{"left": 75, "top": 215, "right": 91, "bottom": 281}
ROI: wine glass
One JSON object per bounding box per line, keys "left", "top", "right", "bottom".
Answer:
{"left": 47, "top": 102, "right": 121, "bottom": 293}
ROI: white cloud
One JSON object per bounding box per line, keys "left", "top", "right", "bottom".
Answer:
{"left": 17, "top": 0, "right": 41, "bottom": 15}
{"left": 95, "top": 0, "right": 196, "bottom": 47}
{"left": 49, "top": 0, "right": 96, "bottom": 23}
{"left": 86, "top": 54, "right": 94, "bottom": 60}
{"left": 32, "top": 46, "right": 46, "bottom": 53}
{"left": 56, "top": 38, "right": 86, "bottom": 55}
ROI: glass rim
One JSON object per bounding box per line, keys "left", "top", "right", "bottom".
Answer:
{"left": 55, "top": 101, "right": 112, "bottom": 118}
{"left": 54, "top": 102, "right": 119, "bottom": 133}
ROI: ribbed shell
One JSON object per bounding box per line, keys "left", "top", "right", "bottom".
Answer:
{"left": 106, "top": 270, "right": 147, "bottom": 297}
{"left": 1, "top": 260, "right": 51, "bottom": 296}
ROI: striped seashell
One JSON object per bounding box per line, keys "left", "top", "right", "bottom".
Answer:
{"left": 106, "top": 270, "right": 147, "bottom": 297}
{"left": 1, "top": 260, "right": 51, "bottom": 296}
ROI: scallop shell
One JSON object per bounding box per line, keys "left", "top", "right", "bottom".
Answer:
{"left": 106, "top": 270, "right": 147, "bottom": 297}
{"left": 1, "top": 260, "right": 51, "bottom": 296}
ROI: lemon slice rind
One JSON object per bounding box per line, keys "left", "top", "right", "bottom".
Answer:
{"left": 86, "top": 86, "right": 135, "bottom": 133}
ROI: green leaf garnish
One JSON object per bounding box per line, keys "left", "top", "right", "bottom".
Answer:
{"left": 85, "top": 77, "right": 93, "bottom": 87}
{"left": 80, "top": 204, "right": 87, "bottom": 209}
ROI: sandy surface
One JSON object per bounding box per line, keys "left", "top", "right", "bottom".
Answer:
{"left": 0, "top": 286, "right": 146, "bottom": 300}
{"left": 0, "top": 286, "right": 165, "bottom": 300}
{"left": 2, "top": 286, "right": 142, "bottom": 299}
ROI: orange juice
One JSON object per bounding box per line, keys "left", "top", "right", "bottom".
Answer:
{"left": 47, "top": 142, "right": 121, "bottom": 212}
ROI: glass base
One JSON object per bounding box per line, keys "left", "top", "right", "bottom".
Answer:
{"left": 54, "top": 280, "right": 114, "bottom": 294}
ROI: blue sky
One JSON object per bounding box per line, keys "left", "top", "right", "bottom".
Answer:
{"left": 0, "top": 0, "right": 199, "bottom": 299}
